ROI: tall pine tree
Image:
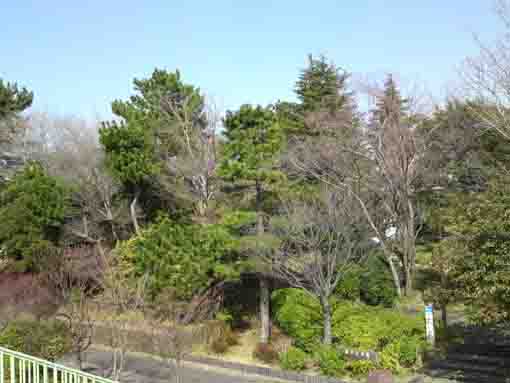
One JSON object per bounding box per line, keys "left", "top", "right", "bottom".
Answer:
{"left": 289, "top": 54, "right": 357, "bottom": 138}
{"left": 0, "top": 78, "right": 33, "bottom": 144}
{"left": 111, "top": 68, "right": 205, "bottom": 159}
{"left": 220, "top": 104, "right": 284, "bottom": 343}
{"left": 100, "top": 69, "right": 204, "bottom": 232}
{"left": 371, "top": 74, "right": 409, "bottom": 125}
{"left": 295, "top": 54, "right": 353, "bottom": 114}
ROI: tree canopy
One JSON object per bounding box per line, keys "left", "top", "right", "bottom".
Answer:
{"left": 0, "top": 162, "right": 70, "bottom": 269}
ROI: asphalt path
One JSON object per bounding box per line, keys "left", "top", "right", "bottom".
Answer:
{"left": 61, "top": 347, "right": 280, "bottom": 383}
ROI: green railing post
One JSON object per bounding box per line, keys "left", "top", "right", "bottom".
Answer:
{"left": 10, "top": 354, "right": 15, "bottom": 383}
{"left": 0, "top": 347, "right": 116, "bottom": 383}
{"left": 0, "top": 350, "right": 3, "bottom": 383}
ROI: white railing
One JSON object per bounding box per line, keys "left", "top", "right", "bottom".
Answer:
{"left": 0, "top": 347, "right": 116, "bottom": 383}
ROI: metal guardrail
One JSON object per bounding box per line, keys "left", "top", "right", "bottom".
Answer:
{"left": 0, "top": 347, "right": 116, "bottom": 383}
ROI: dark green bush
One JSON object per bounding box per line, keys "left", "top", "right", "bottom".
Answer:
{"left": 314, "top": 345, "right": 345, "bottom": 377}
{"left": 253, "top": 343, "right": 278, "bottom": 364}
{"left": 119, "top": 216, "right": 241, "bottom": 300}
{"left": 0, "top": 162, "right": 70, "bottom": 269}
{"left": 279, "top": 346, "right": 307, "bottom": 371}
{"left": 334, "top": 266, "right": 362, "bottom": 301}
{"left": 360, "top": 255, "right": 397, "bottom": 307}
{"left": 0, "top": 319, "right": 71, "bottom": 361}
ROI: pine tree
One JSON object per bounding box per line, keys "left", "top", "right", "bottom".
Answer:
{"left": 371, "top": 74, "right": 409, "bottom": 124}
{"left": 291, "top": 55, "right": 357, "bottom": 138}
{"left": 0, "top": 79, "right": 33, "bottom": 120}
{"left": 0, "top": 162, "right": 70, "bottom": 269}
{"left": 101, "top": 69, "right": 204, "bottom": 232}
{"left": 111, "top": 68, "right": 205, "bottom": 158}
{"left": 295, "top": 54, "right": 353, "bottom": 114}
{"left": 0, "top": 78, "right": 33, "bottom": 144}
{"left": 220, "top": 104, "right": 285, "bottom": 344}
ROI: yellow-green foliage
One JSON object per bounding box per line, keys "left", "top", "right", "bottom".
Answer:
{"left": 279, "top": 346, "right": 308, "bottom": 371}
{"left": 346, "top": 359, "right": 377, "bottom": 376}
{"left": 0, "top": 319, "right": 71, "bottom": 361}
{"left": 314, "top": 345, "right": 346, "bottom": 377}
{"left": 379, "top": 341, "right": 402, "bottom": 373}
{"left": 272, "top": 288, "right": 323, "bottom": 351}
{"left": 272, "top": 288, "right": 426, "bottom": 373}
{"left": 333, "top": 305, "right": 425, "bottom": 351}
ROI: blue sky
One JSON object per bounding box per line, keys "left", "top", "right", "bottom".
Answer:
{"left": 1, "top": 1, "right": 502, "bottom": 119}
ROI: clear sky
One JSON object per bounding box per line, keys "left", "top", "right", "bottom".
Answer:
{"left": 1, "top": 1, "right": 502, "bottom": 119}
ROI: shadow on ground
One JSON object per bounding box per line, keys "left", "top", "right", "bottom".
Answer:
{"left": 425, "top": 323, "right": 510, "bottom": 383}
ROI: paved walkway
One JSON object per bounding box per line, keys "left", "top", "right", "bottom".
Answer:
{"left": 61, "top": 347, "right": 279, "bottom": 383}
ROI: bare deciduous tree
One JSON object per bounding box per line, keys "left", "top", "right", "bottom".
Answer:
{"left": 149, "top": 293, "right": 197, "bottom": 383}
{"left": 22, "top": 113, "right": 130, "bottom": 243}
{"left": 42, "top": 249, "right": 96, "bottom": 369}
{"left": 98, "top": 250, "right": 147, "bottom": 381}
{"left": 160, "top": 95, "right": 219, "bottom": 220}
{"left": 265, "top": 191, "right": 368, "bottom": 345}
{"left": 461, "top": 0, "right": 510, "bottom": 140}
{"left": 291, "top": 79, "right": 434, "bottom": 296}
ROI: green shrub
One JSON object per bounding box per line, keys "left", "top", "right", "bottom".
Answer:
{"left": 272, "top": 289, "right": 426, "bottom": 371}
{"left": 253, "top": 343, "right": 278, "bottom": 364}
{"left": 346, "top": 359, "right": 377, "bottom": 376}
{"left": 119, "top": 216, "right": 241, "bottom": 300}
{"left": 279, "top": 347, "right": 307, "bottom": 371}
{"left": 0, "top": 162, "right": 70, "bottom": 268}
{"left": 379, "top": 341, "right": 402, "bottom": 373}
{"left": 359, "top": 255, "right": 397, "bottom": 307}
{"left": 0, "top": 319, "right": 71, "bottom": 361}
{"left": 315, "top": 345, "right": 345, "bottom": 377}
{"left": 334, "top": 266, "right": 362, "bottom": 301}
{"left": 333, "top": 305, "right": 382, "bottom": 350}
{"left": 272, "top": 288, "right": 322, "bottom": 352}
{"left": 395, "top": 336, "right": 423, "bottom": 367}
{"left": 332, "top": 303, "right": 425, "bottom": 352}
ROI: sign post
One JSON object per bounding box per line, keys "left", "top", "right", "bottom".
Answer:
{"left": 425, "top": 304, "right": 435, "bottom": 346}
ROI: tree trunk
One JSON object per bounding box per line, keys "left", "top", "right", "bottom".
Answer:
{"left": 256, "top": 180, "right": 271, "bottom": 343}
{"left": 385, "top": 254, "right": 402, "bottom": 297}
{"left": 82, "top": 214, "right": 89, "bottom": 237}
{"left": 321, "top": 298, "right": 332, "bottom": 345}
{"left": 130, "top": 190, "right": 141, "bottom": 234}
{"left": 76, "top": 351, "right": 83, "bottom": 370}
{"left": 402, "top": 200, "right": 416, "bottom": 296}
{"left": 441, "top": 304, "right": 448, "bottom": 331}
{"left": 259, "top": 277, "right": 271, "bottom": 343}
{"left": 404, "top": 264, "right": 413, "bottom": 296}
